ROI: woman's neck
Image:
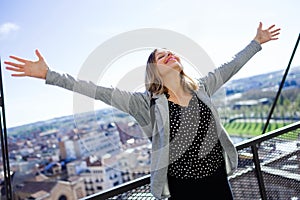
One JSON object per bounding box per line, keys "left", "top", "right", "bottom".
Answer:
{"left": 163, "top": 74, "right": 192, "bottom": 105}
{"left": 163, "top": 73, "right": 184, "bottom": 96}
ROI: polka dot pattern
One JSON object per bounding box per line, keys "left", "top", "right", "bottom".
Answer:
{"left": 167, "top": 93, "right": 224, "bottom": 179}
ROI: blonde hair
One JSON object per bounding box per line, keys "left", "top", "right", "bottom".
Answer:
{"left": 145, "top": 49, "right": 199, "bottom": 96}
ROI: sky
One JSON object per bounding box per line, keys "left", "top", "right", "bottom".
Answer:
{"left": 0, "top": 0, "right": 300, "bottom": 128}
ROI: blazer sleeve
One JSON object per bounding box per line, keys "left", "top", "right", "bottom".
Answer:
{"left": 45, "top": 69, "right": 151, "bottom": 128}
{"left": 198, "top": 40, "right": 262, "bottom": 96}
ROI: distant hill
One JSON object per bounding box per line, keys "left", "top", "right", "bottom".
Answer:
{"left": 223, "top": 65, "right": 300, "bottom": 96}
{"left": 7, "top": 108, "right": 126, "bottom": 136}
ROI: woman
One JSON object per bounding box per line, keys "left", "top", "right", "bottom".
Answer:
{"left": 5, "top": 22, "right": 280, "bottom": 199}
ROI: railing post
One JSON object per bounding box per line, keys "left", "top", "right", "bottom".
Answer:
{"left": 0, "top": 58, "right": 13, "bottom": 199}
{"left": 262, "top": 33, "right": 300, "bottom": 134}
{"left": 251, "top": 144, "right": 267, "bottom": 200}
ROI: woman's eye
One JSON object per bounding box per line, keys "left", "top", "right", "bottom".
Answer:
{"left": 157, "top": 55, "right": 164, "bottom": 60}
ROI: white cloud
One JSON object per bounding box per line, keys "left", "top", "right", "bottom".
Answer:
{"left": 0, "top": 22, "right": 20, "bottom": 39}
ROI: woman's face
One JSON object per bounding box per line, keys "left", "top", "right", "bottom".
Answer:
{"left": 154, "top": 49, "right": 183, "bottom": 77}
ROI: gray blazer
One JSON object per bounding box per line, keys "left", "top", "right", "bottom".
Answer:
{"left": 45, "top": 40, "right": 262, "bottom": 199}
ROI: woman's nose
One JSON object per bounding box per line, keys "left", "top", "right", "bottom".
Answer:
{"left": 167, "top": 51, "right": 173, "bottom": 56}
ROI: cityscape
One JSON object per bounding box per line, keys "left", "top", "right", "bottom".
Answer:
{"left": 1, "top": 66, "right": 300, "bottom": 199}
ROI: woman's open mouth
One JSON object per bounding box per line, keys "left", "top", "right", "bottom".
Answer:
{"left": 165, "top": 56, "right": 176, "bottom": 64}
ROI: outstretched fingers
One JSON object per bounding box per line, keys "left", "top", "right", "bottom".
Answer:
{"left": 270, "top": 27, "right": 281, "bottom": 40}
{"left": 5, "top": 66, "right": 26, "bottom": 77}
{"left": 4, "top": 61, "right": 24, "bottom": 68}
{"left": 8, "top": 55, "right": 28, "bottom": 64}
{"left": 35, "top": 49, "right": 44, "bottom": 61}
{"left": 267, "top": 24, "right": 276, "bottom": 30}
{"left": 4, "top": 58, "right": 27, "bottom": 77}
{"left": 11, "top": 73, "right": 27, "bottom": 77}
{"left": 268, "top": 25, "right": 280, "bottom": 36}
{"left": 5, "top": 66, "right": 24, "bottom": 72}
{"left": 270, "top": 28, "right": 281, "bottom": 34}
{"left": 258, "top": 22, "right": 263, "bottom": 30}
{"left": 272, "top": 32, "right": 280, "bottom": 37}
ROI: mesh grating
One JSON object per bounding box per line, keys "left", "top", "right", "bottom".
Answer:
{"left": 86, "top": 126, "right": 300, "bottom": 200}
{"left": 107, "top": 184, "right": 156, "bottom": 200}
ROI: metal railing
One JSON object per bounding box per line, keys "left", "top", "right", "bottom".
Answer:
{"left": 82, "top": 121, "right": 300, "bottom": 200}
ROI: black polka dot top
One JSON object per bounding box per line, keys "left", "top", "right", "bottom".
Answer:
{"left": 167, "top": 92, "right": 225, "bottom": 179}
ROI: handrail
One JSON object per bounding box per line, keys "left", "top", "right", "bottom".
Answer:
{"left": 82, "top": 174, "right": 151, "bottom": 200}
{"left": 236, "top": 120, "right": 300, "bottom": 150}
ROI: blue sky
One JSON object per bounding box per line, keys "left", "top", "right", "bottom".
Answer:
{"left": 1, "top": 0, "right": 299, "bottom": 128}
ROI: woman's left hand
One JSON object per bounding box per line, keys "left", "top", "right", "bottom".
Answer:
{"left": 254, "top": 22, "right": 281, "bottom": 44}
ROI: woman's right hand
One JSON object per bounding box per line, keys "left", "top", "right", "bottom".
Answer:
{"left": 4, "top": 49, "right": 49, "bottom": 80}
